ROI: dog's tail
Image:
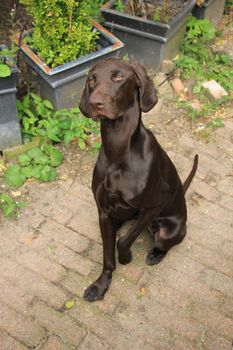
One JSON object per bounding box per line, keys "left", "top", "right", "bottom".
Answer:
{"left": 183, "top": 155, "right": 198, "bottom": 194}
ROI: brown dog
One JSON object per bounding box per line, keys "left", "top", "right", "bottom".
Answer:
{"left": 79, "top": 58, "right": 198, "bottom": 302}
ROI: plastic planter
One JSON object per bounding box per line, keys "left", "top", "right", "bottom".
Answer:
{"left": 192, "top": 0, "right": 225, "bottom": 27}
{"left": 101, "top": 0, "right": 196, "bottom": 72}
{"left": 0, "top": 45, "right": 22, "bottom": 151}
{"left": 14, "top": 20, "right": 124, "bottom": 110}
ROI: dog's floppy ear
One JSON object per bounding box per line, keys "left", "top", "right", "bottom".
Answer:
{"left": 79, "top": 82, "right": 90, "bottom": 117}
{"left": 132, "top": 62, "right": 158, "bottom": 112}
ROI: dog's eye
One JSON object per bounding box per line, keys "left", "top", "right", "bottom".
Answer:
{"left": 88, "top": 77, "right": 96, "bottom": 85}
{"left": 112, "top": 72, "right": 124, "bottom": 82}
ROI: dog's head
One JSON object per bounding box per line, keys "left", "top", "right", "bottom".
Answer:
{"left": 79, "top": 58, "right": 158, "bottom": 121}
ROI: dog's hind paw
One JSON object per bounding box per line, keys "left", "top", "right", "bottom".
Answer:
{"left": 146, "top": 248, "right": 167, "bottom": 265}
{"left": 118, "top": 249, "right": 132, "bottom": 265}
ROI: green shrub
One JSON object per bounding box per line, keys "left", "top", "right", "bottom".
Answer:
{"left": 176, "top": 17, "right": 233, "bottom": 91}
{"left": 20, "top": 0, "right": 101, "bottom": 67}
{"left": 17, "top": 93, "right": 100, "bottom": 151}
{"left": 4, "top": 144, "right": 64, "bottom": 188}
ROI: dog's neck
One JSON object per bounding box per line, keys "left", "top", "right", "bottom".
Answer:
{"left": 100, "top": 102, "right": 143, "bottom": 163}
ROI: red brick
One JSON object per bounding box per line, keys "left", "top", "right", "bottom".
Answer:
{"left": 40, "top": 220, "right": 90, "bottom": 253}
{"left": 202, "top": 80, "right": 228, "bottom": 101}
{"left": 0, "top": 257, "right": 67, "bottom": 308}
{"left": 200, "top": 268, "right": 233, "bottom": 298}
{"left": 67, "top": 204, "right": 101, "bottom": 242}
{"left": 14, "top": 246, "right": 66, "bottom": 283}
{"left": 0, "top": 301, "right": 46, "bottom": 348}
{"left": 30, "top": 301, "right": 86, "bottom": 347}
{"left": 190, "top": 302, "right": 233, "bottom": 339}
{"left": 47, "top": 242, "right": 95, "bottom": 276}
{"left": 0, "top": 330, "right": 28, "bottom": 350}
{"left": 171, "top": 78, "right": 185, "bottom": 95}
{"left": 41, "top": 335, "right": 71, "bottom": 350}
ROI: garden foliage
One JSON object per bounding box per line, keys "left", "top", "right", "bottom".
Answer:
{"left": 20, "top": 0, "right": 101, "bottom": 67}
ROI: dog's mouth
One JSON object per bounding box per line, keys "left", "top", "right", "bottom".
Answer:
{"left": 91, "top": 114, "right": 108, "bottom": 122}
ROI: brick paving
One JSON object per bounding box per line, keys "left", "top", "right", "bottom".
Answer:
{"left": 0, "top": 107, "right": 233, "bottom": 349}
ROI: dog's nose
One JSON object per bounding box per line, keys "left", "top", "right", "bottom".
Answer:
{"left": 90, "top": 94, "right": 105, "bottom": 110}
{"left": 96, "top": 102, "right": 104, "bottom": 109}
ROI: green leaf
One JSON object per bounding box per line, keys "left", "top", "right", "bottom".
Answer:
{"left": 21, "top": 165, "right": 35, "bottom": 178}
{"left": 27, "top": 148, "right": 44, "bottom": 161}
{"left": 49, "top": 148, "right": 64, "bottom": 167}
{"left": 3, "top": 203, "right": 15, "bottom": 217}
{"left": 31, "top": 166, "right": 43, "bottom": 179}
{"left": 0, "top": 64, "right": 11, "bottom": 78}
{"left": 78, "top": 139, "right": 86, "bottom": 150}
{"left": 43, "top": 99, "right": 54, "bottom": 110}
{"left": 47, "top": 128, "right": 61, "bottom": 142}
{"left": 4, "top": 164, "right": 26, "bottom": 188}
{"left": 64, "top": 130, "right": 74, "bottom": 145}
{"left": 18, "top": 154, "right": 31, "bottom": 166}
{"left": 39, "top": 166, "right": 57, "bottom": 182}
{"left": 65, "top": 300, "right": 75, "bottom": 309}
{"left": 15, "top": 201, "right": 28, "bottom": 208}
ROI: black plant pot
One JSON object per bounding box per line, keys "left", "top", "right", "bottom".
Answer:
{"left": 0, "top": 45, "right": 22, "bottom": 151}
{"left": 192, "top": 0, "right": 225, "bottom": 27}
{"left": 101, "top": 0, "right": 196, "bottom": 72}
{"left": 14, "top": 20, "right": 124, "bottom": 110}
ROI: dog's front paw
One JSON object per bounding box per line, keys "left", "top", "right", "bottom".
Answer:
{"left": 84, "top": 283, "right": 105, "bottom": 302}
{"left": 83, "top": 272, "right": 112, "bottom": 302}
{"left": 118, "top": 249, "right": 132, "bottom": 265}
{"left": 146, "top": 247, "right": 167, "bottom": 265}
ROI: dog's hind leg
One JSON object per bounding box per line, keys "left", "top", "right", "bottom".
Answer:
{"left": 146, "top": 217, "right": 186, "bottom": 265}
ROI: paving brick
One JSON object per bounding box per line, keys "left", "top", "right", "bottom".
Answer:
{"left": 192, "top": 200, "right": 233, "bottom": 226}
{"left": 219, "top": 193, "right": 233, "bottom": 210}
{"left": 61, "top": 271, "right": 118, "bottom": 315}
{"left": 47, "top": 242, "right": 95, "bottom": 277}
{"left": 40, "top": 220, "right": 90, "bottom": 254}
{"left": 161, "top": 59, "right": 176, "bottom": 74}
{"left": 41, "top": 335, "right": 72, "bottom": 350}
{"left": 0, "top": 330, "right": 28, "bottom": 350}
{"left": 187, "top": 209, "right": 233, "bottom": 242}
{"left": 67, "top": 204, "right": 101, "bottom": 243}
{"left": 217, "top": 177, "right": 233, "bottom": 196}
{"left": 39, "top": 202, "right": 73, "bottom": 225}
{"left": 190, "top": 178, "right": 220, "bottom": 202}
{"left": 29, "top": 301, "right": 85, "bottom": 347}
{"left": 220, "top": 296, "right": 233, "bottom": 319}
{"left": 0, "top": 257, "right": 67, "bottom": 308}
{"left": 14, "top": 246, "right": 66, "bottom": 283}
{"left": 79, "top": 331, "right": 111, "bottom": 350}
{"left": 0, "top": 301, "right": 46, "bottom": 348}
{"left": 202, "top": 80, "right": 228, "bottom": 101}
{"left": 190, "top": 302, "right": 233, "bottom": 339}
{"left": 200, "top": 268, "right": 233, "bottom": 298}
{"left": 69, "top": 301, "right": 123, "bottom": 347}
{"left": 171, "top": 78, "right": 185, "bottom": 95}
{"left": 183, "top": 239, "right": 233, "bottom": 277}
{"left": 0, "top": 278, "right": 33, "bottom": 314}
{"left": 187, "top": 223, "right": 233, "bottom": 258}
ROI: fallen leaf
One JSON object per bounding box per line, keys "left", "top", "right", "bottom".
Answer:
{"left": 65, "top": 300, "right": 75, "bottom": 309}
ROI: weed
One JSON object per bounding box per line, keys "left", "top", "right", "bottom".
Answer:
{"left": 176, "top": 17, "right": 233, "bottom": 91}
{"left": 0, "top": 193, "right": 27, "bottom": 217}
{"left": 4, "top": 144, "right": 64, "bottom": 188}
{"left": 17, "top": 93, "right": 100, "bottom": 152}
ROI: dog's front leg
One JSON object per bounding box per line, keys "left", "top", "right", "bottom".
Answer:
{"left": 117, "top": 208, "right": 160, "bottom": 264}
{"left": 84, "top": 211, "right": 116, "bottom": 302}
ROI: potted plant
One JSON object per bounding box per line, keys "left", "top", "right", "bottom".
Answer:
{"left": 101, "top": 0, "right": 196, "bottom": 72}
{"left": 0, "top": 45, "right": 22, "bottom": 151}
{"left": 13, "top": 0, "right": 124, "bottom": 110}
{"left": 192, "top": 0, "right": 225, "bottom": 27}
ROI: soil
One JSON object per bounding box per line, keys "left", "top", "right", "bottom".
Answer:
{"left": 117, "top": 0, "right": 189, "bottom": 23}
